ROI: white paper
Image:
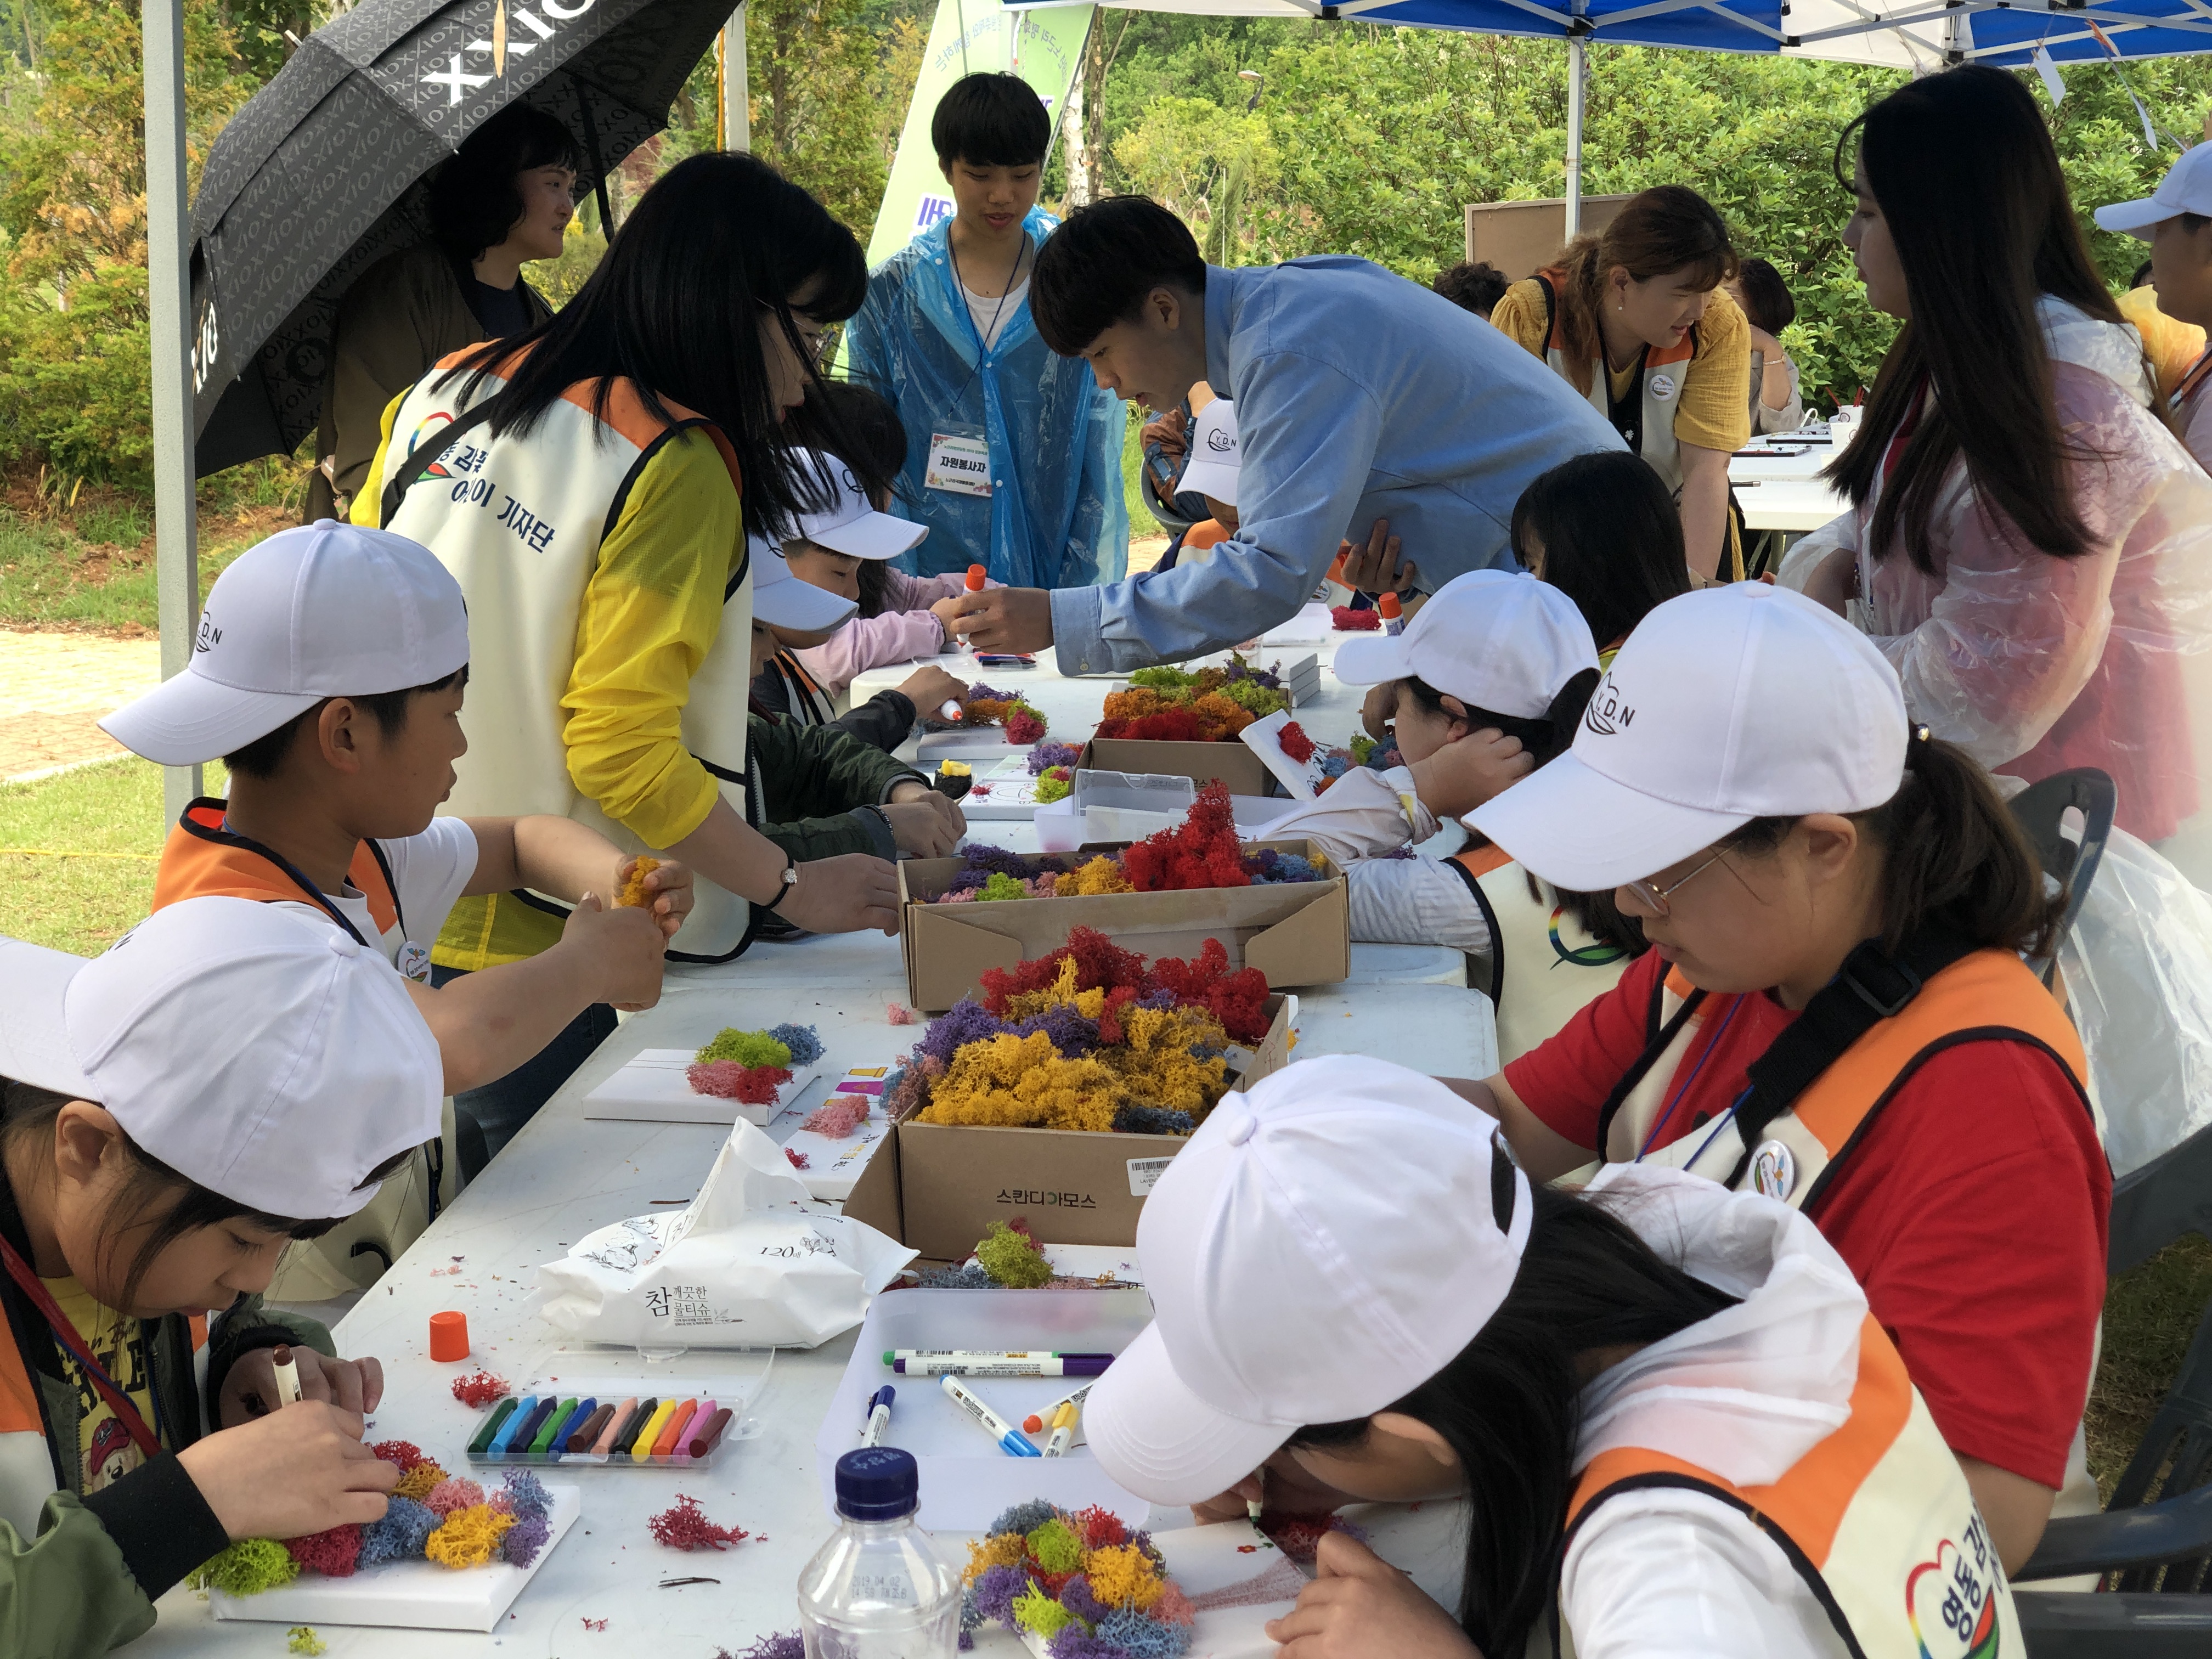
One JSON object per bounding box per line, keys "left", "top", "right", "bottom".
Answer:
{"left": 531, "top": 1120, "right": 915, "bottom": 1348}
{"left": 211, "top": 1486, "right": 580, "bottom": 1632}
{"left": 583, "top": 1049, "right": 815, "bottom": 1127}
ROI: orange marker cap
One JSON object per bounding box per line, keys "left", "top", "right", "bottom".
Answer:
{"left": 1378, "top": 591, "right": 1403, "bottom": 620}
{"left": 428, "top": 1310, "right": 470, "bottom": 1362}
{"left": 965, "top": 563, "right": 988, "bottom": 592}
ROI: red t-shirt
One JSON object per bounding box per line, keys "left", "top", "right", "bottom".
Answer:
{"left": 1505, "top": 950, "right": 2110, "bottom": 1489}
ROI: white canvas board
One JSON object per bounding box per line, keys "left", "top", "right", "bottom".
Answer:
{"left": 583, "top": 1048, "right": 817, "bottom": 1127}
{"left": 211, "top": 1485, "right": 580, "bottom": 1632}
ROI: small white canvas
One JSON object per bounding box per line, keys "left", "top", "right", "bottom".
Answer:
{"left": 210, "top": 1485, "right": 580, "bottom": 1633}
{"left": 583, "top": 1048, "right": 816, "bottom": 1127}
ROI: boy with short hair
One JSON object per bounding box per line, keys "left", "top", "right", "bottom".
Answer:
{"left": 2096, "top": 144, "right": 2212, "bottom": 470}
{"left": 101, "top": 521, "right": 691, "bottom": 1107}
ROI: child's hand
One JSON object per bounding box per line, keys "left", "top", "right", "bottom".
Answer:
{"left": 779, "top": 854, "right": 902, "bottom": 936}
{"left": 1188, "top": 1449, "right": 1367, "bottom": 1524}
{"left": 617, "top": 854, "right": 695, "bottom": 940}
{"left": 562, "top": 893, "right": 667, "bottom": 1012}
{"left": 1265, "top": 1533, "right": 1480, "bottom": 1659}
{"left": 178, "top": 1401, "right": 399, "bottom": 1541}
{"left": 883, "top": 784, "right": 966, "bottom": 858}
{"left": 900, "top": 662, "right": 969, "bottom": 718}
{"left": 1407, "top": 727, "right": 1532, "bottom": 821}
{"left": 1336, "top": 519, "right": 1419, "bottom": 595}
{"left": 218, "top": 1346, "right": 386, "bottom": 1426}
{"left": 1361, "top": 682, "right": 1400, "bottom": 746}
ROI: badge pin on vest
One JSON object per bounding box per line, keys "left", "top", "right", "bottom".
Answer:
{"left": 1751, "top": 1138, "right": 1797, "bottom": 1201}
{"left": 397, "top": 941, "right": 433, "bottom": 984}
{"left": 1649, "top": 373, "right": 1679, "bottom": 400}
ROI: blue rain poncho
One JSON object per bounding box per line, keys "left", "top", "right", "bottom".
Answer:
{"left": 844, "top": 207, "right": 1128, "bottom": 589}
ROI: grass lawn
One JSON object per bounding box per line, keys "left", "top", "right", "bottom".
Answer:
{"left": 2, "top": 763, "right": 2205, "bottom": 1502}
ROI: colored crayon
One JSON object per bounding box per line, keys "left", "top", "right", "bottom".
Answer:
{"left": 468, "top": 1397, "right": 520, "bottom": 1456}
{"left": 630, "top": 1399, "right": 678, "bottom": 1458}
{"left": 494, "top": 1396, "right": 550, "bottom": 1458}
{"left": 566, "top": 1403, "right": 616, "bottom": 1454}
{"left": 607, "top": 1397, "right": 654, "bottom": 1459}
{"left": 529, "top": 1397, "right": 579, "bottom": 1455}
{"left": 652, "top": 1400, "right": 700, "bottom": 1459}
{"left": 687, "top": 1407, "right": 735, "bottom": 1459}
{"left": 591, "top": 1397, "right": 637, "bottom": 1457}
{"left": 547, "top": 1397, "right": 597, "bottom": 1460}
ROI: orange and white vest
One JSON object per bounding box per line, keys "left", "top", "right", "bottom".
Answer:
{"left": 1598, "top": 949, "right": 2089, "bottom": 1210}
{"left": 153, "top": 800, "right": 430, "bottom": 981}
{"left": 1556, "top": 1313, "right": 2019, "bottom": 1659}
{"left": 374, "top": 349, "right": 754, "bottom": 962}
{"left": 1450, "top": 845, "right": 1635, "bottom": 1067}
{"left": 1536, "top": 267, "right": 1699, "bottom": 498}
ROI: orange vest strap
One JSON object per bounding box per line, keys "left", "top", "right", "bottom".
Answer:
{"left": 1451, "top": 844, "right": 1516, "bottom": 882}
{"left": 1566, "top": 1313, "right": 1914, "bottom": 1569}
{"left": 0, "top": 1329, "right": 40, "bottom": 1436}
{"left": 154, "top": 801, "right": 399, "bottom": 938}
{"left": 1184, "top": 519, "right": 1231, "bottom": 551}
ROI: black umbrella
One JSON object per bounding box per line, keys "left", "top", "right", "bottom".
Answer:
{"left": 189, "top": 0, "right": 732, "bottom": 477}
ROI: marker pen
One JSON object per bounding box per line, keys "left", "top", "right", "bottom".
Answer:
{"left": 270, "top": 1345, "right": 303, "bottom": 1406}
{"left": 860, "top": 1385, "right": 895, "bottom": 1447}
{"left": 940, "top": 1374, "right": 1040, "bottom": 1457}
{"left": 489, "top": 1396, "right": 546, "bottom": 1458}
{"left": 887, "top": 1350, "right": 1113, "bottom": 1363}
{"left": 469, "top": 1397, "right": 520, "bottom": 1456}
{"left": 1043, "top": 1400, "right": 1078, "bottom": 1459}
{"left": 591, "top": 1397, "right": 639, "bottom": 1457}
{"left": 894, "top": 1356, "right": 1110, "bottom": 1378}
{"left": 652, "top": 1400, "right": 701, "bottom": 1459}
{"left": 529, "top": 1397, "right": 580, "bottom": 1457}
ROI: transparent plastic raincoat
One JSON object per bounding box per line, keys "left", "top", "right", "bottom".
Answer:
{"left": 844, "top": 207, "right": 1127, "bottom": 590}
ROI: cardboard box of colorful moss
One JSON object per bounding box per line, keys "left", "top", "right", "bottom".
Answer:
{"left": 845, "top": 929, "right": 1297, "bottom": 1259}
{"left": 897, "top": 802, "right": 1348, "bottom": 1012}
{"left": 1075, "top": 657, "right": 1299, "bottom": 797}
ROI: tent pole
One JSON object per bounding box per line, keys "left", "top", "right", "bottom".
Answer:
{"left": 1565, "top": 35, "right": 1584, "bottom": 239}
{"left": 144, "top": 0, "right": 202, "bottom": 819}
{"left": 721, "top": 4, "right": 749, "bottom": 152}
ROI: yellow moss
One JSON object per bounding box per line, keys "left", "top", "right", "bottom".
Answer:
{"left": 1102, "top": 687, "right": 1167, "bottom": 723}
{"left": 393, "top": 1461, "right": 449, "bottom": 1503}
{"left": 1085, "top": 1543, "right": 1167, "bottom": 1610}
{"left": 614, "top": 856, "right": 662, "bottom": 909}
{"left": 964, "top": 1531, "right": 1031, "bottom": 1583}
{"left": 916, "top": 1031, "right": 1124, "bottom": 1131}
{"left": 422, "top": 1503, "right": 516, "bottom": 1571}
{"left": 1098, "top": 1006, "right": 1231, "bottom": 1116}
{"left": 1055, "top": 855, "right": 1134, "bottom": 897}
{"left": 1003, "top": 957, "right": 1082, "bottom": 1019}
{"left": 1189, "top": 692, "right": 1255, "bottom": 742}
{"left": 938, "top": 760, "right": 972, "bottom": 777}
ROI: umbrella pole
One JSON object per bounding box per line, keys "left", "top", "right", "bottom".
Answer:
{"left": 578, "top": 92, "right": 617, "bottom": 239}
{"left": 143, "top": 0, "right": 202, "bottom": 816}
{"left": 1564, "top": 35, "right": 1584, "bottom": 239}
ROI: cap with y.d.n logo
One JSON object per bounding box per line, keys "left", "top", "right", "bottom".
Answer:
{"left": 1465, "top": 583, "right": 1908, "bottom": 893}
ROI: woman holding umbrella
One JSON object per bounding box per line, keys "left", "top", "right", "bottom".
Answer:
{"left": 351, "top": 152, "right": 902, "bottom": 1163}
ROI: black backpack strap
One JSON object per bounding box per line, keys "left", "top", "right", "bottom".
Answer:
{"left": 1592, "top": 984, "right": 1708, "bottom": 1161}
{"left": 1720, "top": 928, "right": 1980, "bottom": 1187}
{"left": 1535, "top": 272, "right": 1559, "bottom": 348}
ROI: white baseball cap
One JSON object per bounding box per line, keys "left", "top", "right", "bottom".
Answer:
{"left": 749, "top": 537, "right": 862, "bottom": 633}
{"left": 1084, "top": 1054, "right": 1532, "bottom": 1506}
{"left": 2096, "top": 143, "right": 2212, "bottom": 239}
{"left": 782, "top": 449, "right": 929, "bottom": 561}
{"left": 1177, "top": 400, "right": 1240, "bottom": 505}
{"left": 0, "top": 898, "right": 443, "bottom": 1221}
{"left": 1467, "top": 583, "right": 1908, "bottom": 893}
{"left": 1333, "top": 569, "right": 1598, "bottom": 720}
{"left": 100, "top": 521, "right": 470, "bottom": 768}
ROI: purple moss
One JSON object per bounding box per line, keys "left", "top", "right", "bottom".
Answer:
{"left": 726, "top": 1637, "right": 806, "bottom": 1659}
{"left": 1028, "top": 741, "right": 1083, "bottom": 775}
{"left": 972, "top": 1563, "right": 1034, "bottom": 1624}
{"left": 499, "top": 1469, "right": 551, "bottom": 1522}
{"left": 499, "top": 1511, "right": 551, "bottom": 1568}
{"left": 918, "top": 1000, "right": 1013, "bottom": 1065}
{"left": 1009, "top": 1001, "right": 1103, "bottom": 1058}
{"left": 1046, "top": 1634, "right": 1125, "bottom": 1659}
{"left": 1060, "top": 1576, "right": 1110, "bottom": 1626}
{"left": 1097, "top": 1609, "right": 1193, "bottom": 1657}
{"left": 967, "top": 681, "right": 1017, "bottom": 702}
{"left": 1245, "top": 849, "right": 1322, "bottom": 885}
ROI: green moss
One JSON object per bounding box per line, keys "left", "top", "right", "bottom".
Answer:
{"left": 977, "top": 872, "right": 1031, "bottom": 902}
{"left": 190, "top": 1537, "right": 299, "bottom": 1596}
{"left": 1012, "top": 1582, "right": 1079, "bottom": 1638}
{"left": 977, "top": 1221, "right": 1053, "bottom": 1288}
{"left": 287, "top": 1628, "right": 329, "bottom": 1656}
{"left": 1348, "top": 732, "right": 1376, "bottom": 765}
{"left": 1026, "top": 1516, "right": 1085, "bottom": 1575}
{"left": 1128, "top": 665, "right": 1196, "bottom": 690}
{"left": 695, "top": 1028, "right": 792, "bottom": 1068}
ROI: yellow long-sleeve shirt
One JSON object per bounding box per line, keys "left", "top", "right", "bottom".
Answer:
{"left": 355, "top": 390, "right": 744, "bottom": 968}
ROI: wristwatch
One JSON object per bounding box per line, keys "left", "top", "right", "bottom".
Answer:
{"left": 758, "top": 854, "right": 798, "bottom": 912}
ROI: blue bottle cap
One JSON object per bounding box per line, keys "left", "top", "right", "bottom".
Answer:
{"left": 834, "top": 1446, "right": 919, "bottom": 1521}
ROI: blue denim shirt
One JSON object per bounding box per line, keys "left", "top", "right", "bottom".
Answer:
{"left": 1049, "top": 256, "right": 1624, "bottom": 673}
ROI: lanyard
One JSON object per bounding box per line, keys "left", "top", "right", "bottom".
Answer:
{"left": 0, "top": 1234, "right": 163, "bottom": 1462}
{"left": 1635, "top": 995, "right": 1746, "bottom": 1161}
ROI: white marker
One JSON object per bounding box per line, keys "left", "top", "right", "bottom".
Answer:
{"left": 271, "top": 1344, "right": 303, "bottom": 1406}
{"left": 940, "top": 1374, "right": 1040, "bottom": 1457}
{"left": 1043, "top": 1400, "right": 1078, "bottom": 1459}
{"left": 861, "top": 1385, "right": 895, "bottom": 1447}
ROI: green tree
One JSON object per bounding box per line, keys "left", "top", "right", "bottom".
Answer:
{"left": 1113, "top": 94, "right": 1277, "bottom": 264}
{"left": 747, "top": 0, "right": 895, "bottom": 233}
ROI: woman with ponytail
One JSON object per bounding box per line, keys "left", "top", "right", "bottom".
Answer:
{"left": 1781, "top": 65, "right": 2212, "bottom": 866}
{"left": 1257, "top": 571, "right": 1644, "bottom": 1061}
{"left": 1453, "top": 583, "right": 2107, "bottom": 1575}
{"left": 1491, "top": 186, "right": 1752, "bottom": 578}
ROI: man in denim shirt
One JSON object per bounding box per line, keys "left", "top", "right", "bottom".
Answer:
{"left": 949, "top": 197, "right": 1624, "bottom": 673}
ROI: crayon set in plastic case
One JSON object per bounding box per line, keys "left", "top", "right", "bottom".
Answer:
{"left": 465, "top": 1390, "right": 735, "bottom": 1469}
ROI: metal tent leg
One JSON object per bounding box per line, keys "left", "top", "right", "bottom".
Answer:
{"left": 1565, "top": 35, "right": 1585, "bottom": 239}
{"left": 722, "top": 4, "right": 748, "bottom": 153}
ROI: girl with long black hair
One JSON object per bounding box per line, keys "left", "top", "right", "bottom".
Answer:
{"left": 1510, "top": 449, "right": 1695, "bottom": 665}
{"left": 1085, "top": 1054, "right": 2018, "bottom": 1659}
{"left": 1782, "top": 65, "right": 2212, "bottom": 868}
{"left": 355, "top": 153, "right": 901, "bottom": 1161}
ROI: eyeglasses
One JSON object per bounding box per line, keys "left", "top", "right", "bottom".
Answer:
{"left": 756, "top": 301, "right": 830, "bottom": 363}
{"left": 1624, "top": 848, "right": 1728, "bottom": 916}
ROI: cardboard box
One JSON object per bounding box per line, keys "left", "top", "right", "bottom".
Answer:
{"left": 1080, "top": 736, "right": 1278, "bottom": 797}
{"left": 843, "top": 996, "right": 1296, "bottom": 1259}
{"left": 897, "top": 840, "right": 1350, "bottom": 1012}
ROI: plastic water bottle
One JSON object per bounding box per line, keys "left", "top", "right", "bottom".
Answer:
{"left": 797, "top": 1447, "right": 962, "bottom": 1658}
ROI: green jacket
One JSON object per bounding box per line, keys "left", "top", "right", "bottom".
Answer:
{"left": 747, "top": 712, "right": 927, "bottom": 863}
{"left": 1, "top": 1177, "right": 334, "bottom": 1655}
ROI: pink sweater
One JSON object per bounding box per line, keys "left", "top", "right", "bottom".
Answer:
{"left": 793, "top": 569, "right": 1000, "bottom": 696}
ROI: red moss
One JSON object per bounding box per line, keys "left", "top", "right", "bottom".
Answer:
{"left": 1122, "top": 783, "right": 1250, "bottom": 894}
{"left": 1005, "top": 707, "right": 1047, "bottom": 744}
{"left": 369, "top": 1440, "right": 430, "bottom": 1471}
{"left": 686, "top": 1061, "right": 793, "bottom": 1103}
{"left": 649, "top": 1494, "right": 752, "bottom": 1551}
{"left": 1147, "top": 938, "right": 1273, "bottom": 1044}
{"left": 785, "top": 1148, "right": 811, "bottom": 1169}
{"left": 1276, "top": 721, "right": 1317, "bottom": 764}
{"left": 285, "top": 1523, "right": 364, "bottom": 1577}
{"left": 1330, "top": 607, "right": 1380, "bottom": 631}
{"left": 1096, "top": 707, "right": 1204, "bottom": 743}
{"left": 450, "top": 1371, "right": 510, "bottom": 1409}
{"left": 1069, "top": 1505, "right": 1130, "bottom": 1550}
{"left": 979, "top": 926, "right": 1149, "bottom": 1015}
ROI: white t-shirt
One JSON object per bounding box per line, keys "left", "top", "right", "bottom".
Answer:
{"left": 963, "top": 279, "right": 1029, "bottom": 352}
{"left": 270, "top": 817, "right": 479, "bottom": 983}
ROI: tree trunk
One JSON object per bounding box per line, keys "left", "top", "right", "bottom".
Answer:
{"left": 1062, "top": 47, "right": 1089, "bottom": 207}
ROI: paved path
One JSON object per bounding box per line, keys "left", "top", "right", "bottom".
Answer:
{"left": 0, "top": 631, "right": 162, "bottom": 782}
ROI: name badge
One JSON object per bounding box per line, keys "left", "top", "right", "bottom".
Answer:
{"left": 925, "top": 431, "right": 993, "bottom": 497}
{"left": 396, "top": 940, "right": 435, "bottom": 984}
